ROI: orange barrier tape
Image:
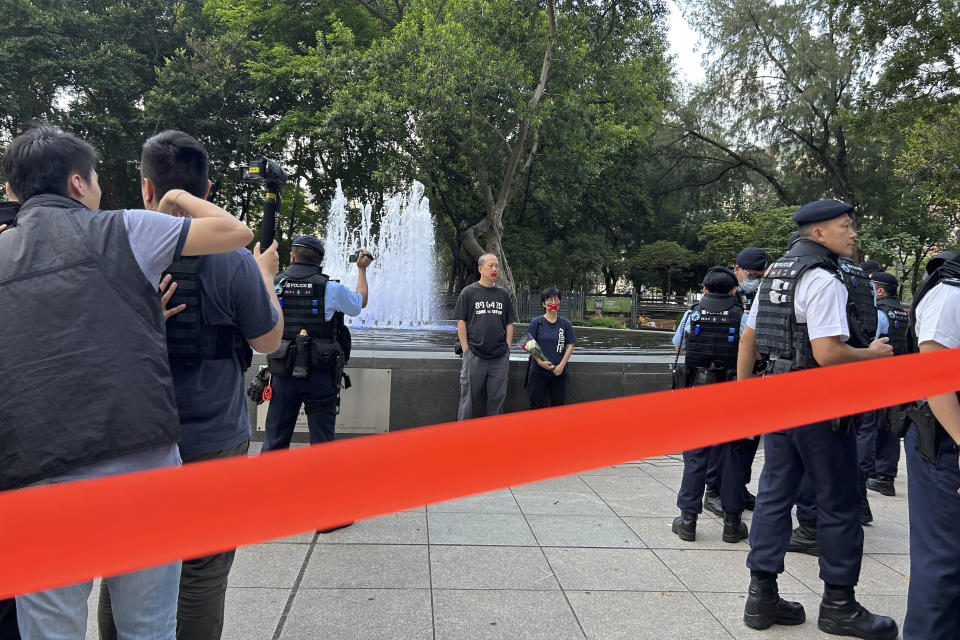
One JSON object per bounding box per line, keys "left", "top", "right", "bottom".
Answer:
{"left": 1, "top": 348, "right": 958, "bottom": 598}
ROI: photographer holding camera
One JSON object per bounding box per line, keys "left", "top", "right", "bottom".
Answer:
{"left": 261, "top": 236, "right": 370, "bottom": 520}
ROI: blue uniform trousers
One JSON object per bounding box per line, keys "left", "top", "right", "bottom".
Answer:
{"left": 678, "top": 440, "right": 749, "bottom": 514}
{"left": 706, "top": 437, "right": 758, "bottom": 493}
{"left": 262, "top": 367, "right": 339, "bottom": 450}
{"left": 747, "top": 420, "right": 863, "bottom": 585}
{"left": 903, "top": 425, "right": 960, "bottom": 640}
{"left": 856, "top": 410, "right": 900, "bottom": 478}
{"left": 795, "top": 472, "right": 817, "bottom": 523}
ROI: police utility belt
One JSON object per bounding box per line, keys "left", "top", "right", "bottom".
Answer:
{"left": 267, "top": 333, "right": 344, "bottom": 379}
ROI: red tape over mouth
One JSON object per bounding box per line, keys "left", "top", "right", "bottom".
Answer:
{"left": 1, "top": 348, "right": 957, "bottom": 598}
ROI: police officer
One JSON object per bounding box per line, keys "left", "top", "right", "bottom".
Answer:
{"left": 862, "top": 271, "right": 908, "bottom": 497}
{"left": 672, "top": 266, "right": 750, "bottom": 543}
{"left": 737, "top": 200, "right": 897, "bottom": 639}
{"left": 262, "top": 235, "right": 370, "bottom": 455}
{"left": 902, "top": 250, "right": 960, "bottom": 640}
{"left": 703, "top": 248, "right": 770, "bottom": 517}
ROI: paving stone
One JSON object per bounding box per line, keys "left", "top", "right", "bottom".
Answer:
{"left": 314, "top": 511, "right": 427, "bottom": 545}
{"left": 428, "top": 489, "right": 520, "bottom": 514}
{"left": 222, "top": 588, "right": 288, "bottom": 639}
{"left": 579, "top": 465, "right": 651, "bottom": 477}
{"left": 526, "top": 514, "right": 645, "bottom": 548}
{"left": 567, "top": 590, "right": 734, "bottom": 640}
{"left": 514, "top": 490, "right": 614, "bottom": 516}
{"left": 862, "top": 519, "right": 910, "bottom": 553}
{"left": 433, "top": 589, "right": 584, "bottom": 640}
{"left": 867, "top": 553, "right": 910, "bottom": 577}
{"left": 622, "top": 516, "right": 735, "bottom": 550}
{"left": 230, "top": 543, "right": 310, "bottom": 588}
{"left": 654, "top": 549, "right": 812, "bottom": 594}
{"left": 281, "top": 588, "right": 432, "bottom": 640}
{"left": 301, "top": 544, "right": 430, "bottom": 588}
{"left": 543, "top": 547, "right": 685, "bottom": 591}
{"left": 784, "top": 552, "right": 909, "bottom": 596}
{"left": 511, "top": 475, "right": 592, "bottom": 492}
{"left": 428, "top": 512, "right": 537, "bottom": 546}
{"left": 430, "top": 545, "right": 559, "bottom": 590}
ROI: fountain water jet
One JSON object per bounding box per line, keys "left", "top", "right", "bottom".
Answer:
{"left": 322, "top": 180, "right": 438, "bottom": 328}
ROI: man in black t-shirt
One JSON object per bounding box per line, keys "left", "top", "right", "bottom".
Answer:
{"left": 454, "top": 253, "right": 516, "bottom": 419}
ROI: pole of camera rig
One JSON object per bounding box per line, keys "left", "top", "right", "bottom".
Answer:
{"left": 260, "top": 183, "right": 280, "bottom": 248}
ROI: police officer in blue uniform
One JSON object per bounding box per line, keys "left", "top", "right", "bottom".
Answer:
{"left": 262, "top": 236, "right": 371, "bottom": 452}
{"left": 672, "top": 266, "right": 751, "bottom": 543}
{"left": 902, "top": 250, "right": 960, "bottom": 639}
{"left": 737, "top": 200, "right": 897, "bottom": 639}
{"left": 703, "top": 248, "right": 770, "bottom": 518}
{"left": 862, "top": 271, "right": 908, "bottom": 497}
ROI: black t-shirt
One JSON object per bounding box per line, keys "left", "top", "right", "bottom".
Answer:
{"left": 528, "top": 315, "right": 576, "bottom": 377}
{"left": 454, "top": 282, "right": 516, "bottom": 358}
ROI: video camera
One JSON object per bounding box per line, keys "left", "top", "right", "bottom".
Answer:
{"left": 241, "top": 155, "right": 287, "bottom": 247}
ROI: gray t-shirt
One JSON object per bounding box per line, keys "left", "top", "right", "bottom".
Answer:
{"left": 454, "top": 282, "right": 516, "bottom": 358}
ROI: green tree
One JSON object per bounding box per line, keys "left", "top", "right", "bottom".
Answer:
{"left": 628, "top": 240, "right": 694, "bottom": 296}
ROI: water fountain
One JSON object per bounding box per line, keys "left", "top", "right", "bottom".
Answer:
{"left": 321, "top": 180, "right": 439, "bottom": 328}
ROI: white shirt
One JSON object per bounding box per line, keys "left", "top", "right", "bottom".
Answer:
{"left": 915, "top": 282, "right": 960, "bottom": 349}
{"left": 747, "top": 267, "right": 849, "bottom": 340}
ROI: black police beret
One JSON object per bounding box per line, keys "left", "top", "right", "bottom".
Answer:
{"left": 736, "top": 247, "right": 770, "bottom": 271}
{"left": 291, "top": 235, "right": 325, "bottom": 255}
{"left": 792, "top": 199, "right": 854, "bottom": 224}
{"left": 788, "top": 231, "right": 802, "bottom": 247}
{"left": 870, "top": 271, "right": 899, "bottom": 290}
{"left": 858, "top": 260, "right": 882, "bottom": 275}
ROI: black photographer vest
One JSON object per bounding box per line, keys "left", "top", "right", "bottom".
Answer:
{"left": 163, "top": 256, "right": 252, "bottom": 369}
{"left": 754, "top": 240, "right": 842, "bottom": 371}
{"left": 684, "top": 293, "right": 742, "bottom": 371}
{"left": 876, "top": 296, "right": 909, "bottom": 356}
{"left": 838, "top": 258, "right": 878, "bottom": 348}
{"left": 0, "top": 194, "right": 179, "bottom": 490}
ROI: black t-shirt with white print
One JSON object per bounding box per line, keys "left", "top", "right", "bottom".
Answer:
{"left": 454, "top": 282, "right": 516, "bottom": 358}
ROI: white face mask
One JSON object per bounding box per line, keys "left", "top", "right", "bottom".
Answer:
{"left": 739, "top": 277, "right": 761, "bottom": 295}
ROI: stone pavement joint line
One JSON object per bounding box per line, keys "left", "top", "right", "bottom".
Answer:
{"left": 81, "top": 446, "right": 909, "bottom": 639}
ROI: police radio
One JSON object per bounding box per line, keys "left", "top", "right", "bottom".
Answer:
{"left": 241, "top": 155, "right": 287, "bottom": 248}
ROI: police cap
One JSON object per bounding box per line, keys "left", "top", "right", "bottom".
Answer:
{"left": 858, "top": 260, "right": 882, "bottom": 275}
{"left": 870, "top": 271, "right": 898, "bottom": 291}
{"left": 291, "top": 235, "right": 325, "bottom": 257}
{"left": 736, "top": 247, "right": 769, "bottom": 271}
{"left": 792, "top": 199, "right": 854, "bottom": 225}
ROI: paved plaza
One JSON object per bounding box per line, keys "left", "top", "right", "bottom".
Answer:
{"left": 85, "top": 442, "right": 911, "bottom": 639}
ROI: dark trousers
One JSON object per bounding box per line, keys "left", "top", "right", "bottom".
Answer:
{"left": 857, "top": 410, "right": 901, "bottom": 478}
{"left": 903, "top": 426, "right": 960, "bottom": 640}
{"left": 99, "top": 440, "right": 250, "bottom": 640}
{"left": 747, "top": 421, "right": 863, "bottom": 585}
{"left": 707, "top": 437, "right": 758, "bottom": 494}
{"left": 527, "top": 371, "right": 568, "bottom": 409}
{"left": 795, "top": 472, "right": 817, "bottom": 523}
{"left": 678, "top": 440, "right": 749, "bottom": 515}
{"left": 0, "top": 599, "right": 18, "bottom": 640}
{"left": 262, "top": 368, "right": 339, "bottom": 450}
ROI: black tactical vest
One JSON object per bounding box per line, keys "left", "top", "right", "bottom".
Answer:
{"left": 684, "top": 293, "right": 742, "bottom": 371}
{"left": 838, "top": 258, "right": 878, "bottom": 348}
{"left": 876, "top": 296, "right": 909, "bottom": 356}
{"left": 0, "top": 194, "right": 179, "bottom": 490}
{"left": 754, "top": 240, "right": 842, "bottom": 371}
{"left": 277, "top": 263, "right": 339, "bottom": 345}
{"left": 163, "top": 256, "right": 252, "bottom": 369}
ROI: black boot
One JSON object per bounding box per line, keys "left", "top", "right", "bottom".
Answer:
{"left": 866, "top": 475, "right": 895, "bottom": 497}
{"left": 818, "top": 586, "right": 898, "bottom": 639}
{"left": 743, "top": 573, "right": 806, "bottom": 630}
{"left": 722, "top": 512, "right": 748, "bottom": 543}
{"left": 787, "top": 520, "right": 819, "bottom": 556}
{"left": 671, "top": 510, "right": 697, "bottom": 541}
{"left": 743, "top": 488, "right": 756, "bottom": 511}
{"left": 703, "top": 487, "right": 724, "bottom": 517}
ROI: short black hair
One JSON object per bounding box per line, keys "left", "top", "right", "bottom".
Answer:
{"left": 140, "top": 130, "right": 209, "bottom": 200}
{"left": 2, "top": 124, "right": 97, "bottom": 202}
{"left": 704, "top": 266, "right": 738, "bottom": 293}
{"left": 292, "top": 245, "right": 323, "bottom": 265}
{"left": 540, "top": 287, "right": 562, "bottom": 303}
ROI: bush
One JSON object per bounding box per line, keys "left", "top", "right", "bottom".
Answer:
{"left": 571, "top": 319, "right": 588, "bottom": 327}
{"left": 586, "top": 316, "right": 626, "bottom": 329}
